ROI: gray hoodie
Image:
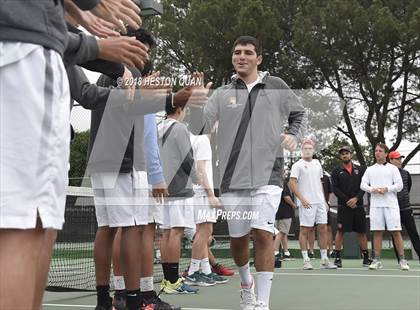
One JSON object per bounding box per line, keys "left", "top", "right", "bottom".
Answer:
{"left": 158, "top": 118, "right": 195, "bottom": 198}
{"left": 189, "top": 71, "right": 306, "bottom": 193}
{"left": 0, "top": 0, "right": 68, "bottom": 56}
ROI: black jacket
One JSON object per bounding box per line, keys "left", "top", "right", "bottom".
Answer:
{"left": 276, "top": 178, "right": 294, "bottom": 220}
{"left": 331, "top": 163, "right": 366, "bottom": 207}
{"left": 397, "top": 168, "right": 412, "bottom": 210}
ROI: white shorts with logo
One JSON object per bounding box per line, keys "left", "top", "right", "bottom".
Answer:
{"left": 0, "top": 45, "right": 70, "bottom": 229}
{"left": 162, "top": 197, "right": 195, "bottom": 229}
{"left": 298, "top": 203, "right": 328, "bottom": 227}
{"left": 370, "top": 207, "right": 401, "bottom": 231}
{"left": 193, "top": 195, "right": 217, "bottom": 224}
{"left": 91, "top": 170, "right": 150, "bottom": 227}
{"left": 221, "top": 185, "right": 282, "bottom": 238}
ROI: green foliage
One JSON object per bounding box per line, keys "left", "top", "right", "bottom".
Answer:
{"left": 69, "top": 131, "right": 90, "bottom": 186}
{"left": 144, "top": 0, "right": 419, "bottom": 165}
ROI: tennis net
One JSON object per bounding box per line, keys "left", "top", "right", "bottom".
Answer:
{"left": 47, "top": 186, "right": 236, "bottom": 292}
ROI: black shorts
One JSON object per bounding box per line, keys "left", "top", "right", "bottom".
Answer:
{"left": 337, "top": 205, "right": 367, "bottom": 233}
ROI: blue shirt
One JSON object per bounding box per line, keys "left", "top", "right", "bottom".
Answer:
{"left": 144, "top": 114, "right": 164, "bottom": 185}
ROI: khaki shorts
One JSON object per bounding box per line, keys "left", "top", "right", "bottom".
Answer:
{"left": 275, "top": 218, "right": 292, "bottom": 234}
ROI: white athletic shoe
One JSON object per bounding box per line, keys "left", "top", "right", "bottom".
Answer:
{"left": 369, "top": 259, "right": 383, "bottom": 270}
{"left": 320, "top": 258, "right": 337, "bottom": 269}
{"left": 303, "top": 259, "right": 313, "bottom": 270}
{"left": 400, "top": 259, "right": 410, "bottom": 271}
{"left": 254, "top": 301, "right": 270, "bottom": 310}
{"left": 239, "top": 278, "right": 256, "bottom": 310}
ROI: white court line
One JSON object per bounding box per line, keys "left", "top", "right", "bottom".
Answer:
{"left": 43, "top": 305, "right": 93, "bottom": 308}
{"left": 43, "top": 304, "right": 233, "bottom": 310}
{"left": 277, "top": 267, "right": 420, "bottom": 272}
{"left": 271, "top": 272, "right": 420, "bottom": 278}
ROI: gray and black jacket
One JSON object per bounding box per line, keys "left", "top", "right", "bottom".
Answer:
{"left": 397, "top": 168, "right": 412, "bottom": 211}
{"left": 0, "top": 1, "right": 100, "bottom": 65}
{"left": 190, "top": 71, "right": 306, "bottom": 193}
{"left": 87, "top": 74, "right": 168, "bottom": 175}
{"left": 158, "top": 119, "right": 195, "bottom": 199}
{"left": 0, "top": 0, "right": 67, "bottom": 56}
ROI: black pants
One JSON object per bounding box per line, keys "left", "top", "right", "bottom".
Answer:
{"left": 392, "top": 209, "right": 420, "bottom": 260}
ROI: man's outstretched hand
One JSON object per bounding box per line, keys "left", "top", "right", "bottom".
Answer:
{"left": 97, "top": 36, "right": 149, "bottom": 68}
{"left": 91, "top": 0, "right": 142, "bottom": 34}
{"left": 188, "top": 72, "right": 213, "bottom": 107}
{"left": 280, "top": 134, "right": 298, "bottom": 151}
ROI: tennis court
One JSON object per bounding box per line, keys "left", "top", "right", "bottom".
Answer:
{"left": 43, "top": 259, "right": 419, "bottom": 310}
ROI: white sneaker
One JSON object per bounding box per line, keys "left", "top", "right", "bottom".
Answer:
{"left": 303, "top": 259, "right": 313, "bottom": 270}
{"left": 240, "top": 278, "right": 256, "bottom": 310}
{"left": 320, "top": 258, "right": 337, "bottom": 269}
{"left": 254, "top": 301, "right": 270, "bottom": 310}
{"left": 400, "top": 259, "right": 410, "bottom": 271}
{"left": 369, "top": 259, "right": 383, "bottom": 270}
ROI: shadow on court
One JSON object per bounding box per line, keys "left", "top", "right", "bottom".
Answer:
{"left": 43, "top": 259, "right": 420, "bottom": 310}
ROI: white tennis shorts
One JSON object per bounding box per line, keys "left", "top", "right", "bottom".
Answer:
{"left": 0, "top": 44, "right": 70, "bottom": 229}
{"left": 370, "top": 207, "right": 401, "bottom": 231}
{"left": 193, "top": 195, "right": 217, "bottom": 224}
{"left": 221, "top": 185, "right": 282, "bottom": 238}
{"left": 298, "top": 203, "right": 328, "bottom": 227}
{"left": 162, "top": 197, "right": 195, "bottom": 229}
{"left": 91, "top": 170, "right": 150, "bottom": 227}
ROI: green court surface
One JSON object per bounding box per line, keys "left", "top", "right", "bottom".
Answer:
{"left": 43, "top": 259, "right": 420, "bottom": 310}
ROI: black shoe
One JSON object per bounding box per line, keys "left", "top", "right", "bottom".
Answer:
{"left": 113, "top": 292, "right": 126, "bottom": 310}
{"left": 96, "top": 296, "right": 113, "bottom": 310}
{"left": 363, "top": 256, "right": 373, "bottom": 267}
{"left": 334, "top": 257, "right": 342, "bottom": 268}
{"left": 308, "top": 252, "right": 315, "bottom": 259}
{"left": 141, "top": 290, "right": 181, "bottom": 310}
{"left": 274, "top": 257, "right": 282, "bottom": 268}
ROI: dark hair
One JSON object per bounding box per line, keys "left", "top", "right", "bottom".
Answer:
{"left": 126, "top": 27, "right": 156, "bottom": 48}
{"left": 232, "top": 36, "right": 262, "bottom": 56}
{"left": 165, "top": 95, "right": 187, "bottom": 116}
{"left": 375, "top": 143, "right": 389, "bottom": 153}
{"left": 141, "top": 60, "right": 154, "bottom": 76}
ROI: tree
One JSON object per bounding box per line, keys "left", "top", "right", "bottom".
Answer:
{"left": 293, "top": 0, "right": 420, "bottom": 166}
{"left": 69, "top": 130, "right": 90, "bottom": 186}
{"left": 145, "top": 0, "right": 420, "bottom": 167}
{"left": 146, "top": 0, "right": 309, "bottom": 87}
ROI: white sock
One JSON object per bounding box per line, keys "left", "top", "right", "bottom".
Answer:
{"left": 320, "top": 249, "right": 328, "bottom": 260}
{"left": 238, "top": 262, "right": 252, "bottom": 287}
{"left": 140, "top": 277, "right": 154, "bottom": 292}
{"left": 156, "top": 249, "right": 161, "bottom": 259}
{"left": 201, "top": 257, "right": 212, "bottom": 275}
{"left": 301, "top": 250, "right": 309, "bottom": 260}
{"left": 113, "top": 275, "right": 125, "bottom": 290}
{"left": 274, "top": 251, "right": 279, "bottom": 256}
{"left": 284, "top": 251, "right": 290, "bottom": 256}
{"left": 256, "top": 272, "right": 273, "bottom": 306}
{"left": 188, "top": 258, "right": 200, "bottom": 275}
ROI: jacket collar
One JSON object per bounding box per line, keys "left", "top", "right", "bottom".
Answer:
{"left": 231, "top": 71, "right": 269, "bottom": 88}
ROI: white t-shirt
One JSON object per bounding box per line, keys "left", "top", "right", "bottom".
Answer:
{"left": 190, "top": 134, "right": 213, "bottom": 197}
{"left": 246, "top": 75, "right": 262, "bottom": 92}
{"left": 360, "top": 163, "right": 403, "bottom": 208}
{"left": 290, "top": 159, "right": 325, "bottom": 205}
